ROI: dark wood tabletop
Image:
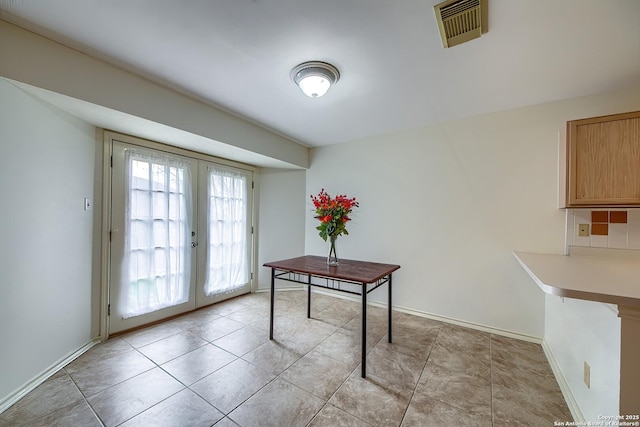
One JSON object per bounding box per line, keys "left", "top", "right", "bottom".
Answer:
{"left": 264, "top": 255, "right": 400, "bottom": 284}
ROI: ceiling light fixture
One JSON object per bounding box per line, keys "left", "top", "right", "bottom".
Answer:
{"left": 291, "top": 61, "right": 340, "bottom": 98}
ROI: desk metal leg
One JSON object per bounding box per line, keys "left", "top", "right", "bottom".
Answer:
{"left": 361, "top": 282, "right": 367, "bottom": 378}
{"left": 269, "top": 268, "right": 275, "bottom": 340}
{"left": 307, "top": 274, "right": 311, "bottom": 318}
{"left": 388, "top": 273, "right": 393, "bottom": 343}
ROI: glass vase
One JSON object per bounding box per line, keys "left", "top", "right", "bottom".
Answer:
{"left": 327, "top": 234, "right": 339, "bottom": 266}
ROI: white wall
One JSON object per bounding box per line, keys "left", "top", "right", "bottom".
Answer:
{"left": 0, "top": 79, "right": 98, "bottom": 400}
{"left": 256, "top": 168, "right": 307, "bottom": 290}
{"left": 306, "top": 86, "right": 640, "bottom": 417}
{"left": 306, "top": 110, "right": 562, "bottom": 337}
{"left": 545, "top": 295, "right": 620, "bottom": 420}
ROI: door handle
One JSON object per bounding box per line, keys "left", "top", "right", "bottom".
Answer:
{"left": 191, "top": 242, "right": 198, "bottom": 248}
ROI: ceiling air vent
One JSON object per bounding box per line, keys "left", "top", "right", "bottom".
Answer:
{"left": 434, "top": 0, "right": 488, "bottom": 48}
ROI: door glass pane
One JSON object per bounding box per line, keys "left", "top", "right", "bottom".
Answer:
{"left": 122, "top": 150, "right": 192, "bottom": 318}
{"left": 205, "top": 167, "right": 249, "bottom": 296}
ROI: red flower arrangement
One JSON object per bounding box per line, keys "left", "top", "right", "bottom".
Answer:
{"left": 310, "top": 189, "right": 359, "bottom": 241}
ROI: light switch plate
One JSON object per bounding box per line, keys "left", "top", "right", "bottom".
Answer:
{"left": 84, "top": 197, "right": 92, "bottom": 211}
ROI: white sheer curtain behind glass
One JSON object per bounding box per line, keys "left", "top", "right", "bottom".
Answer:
{"left": 205, "top": 167, "right": 249, "bottom": 296}
{"left": 122, "top": 149, "right": 192, "bottom": 318}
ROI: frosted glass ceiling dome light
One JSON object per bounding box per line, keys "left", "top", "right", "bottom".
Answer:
{"left": 291, "top": 61, "right": 340, "bottom": 98}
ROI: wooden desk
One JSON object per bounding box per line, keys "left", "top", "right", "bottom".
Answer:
{"left": 263, "top": 255, "right": 400, "bottom": 377}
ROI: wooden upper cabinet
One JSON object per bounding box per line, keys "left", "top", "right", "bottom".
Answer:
{"left": 563, "top": 110, "right": 640, "bottom": 207}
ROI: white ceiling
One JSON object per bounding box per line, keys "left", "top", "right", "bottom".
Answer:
{"left": 1, "top": 0, "right": 640, "bottom": 148}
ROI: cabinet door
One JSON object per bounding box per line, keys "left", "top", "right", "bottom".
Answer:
{"left": 567, "top": 111, "right": 640, "bottom": 206}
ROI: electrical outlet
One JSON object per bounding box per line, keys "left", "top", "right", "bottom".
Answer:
{"left": 584, "top": 361, "right": 591, "bottom": 388}
{"left": 578, "top": 224, "right": 590, "bottom": 237}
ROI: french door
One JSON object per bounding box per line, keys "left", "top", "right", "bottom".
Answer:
{"left": 109, "top": 139, "right": 253, "bottom": 334}
{"left": 197, "top": 162, "right": 253, "bottom": 306}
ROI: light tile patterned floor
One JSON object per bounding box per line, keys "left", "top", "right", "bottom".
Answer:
{"left": 0, "top": 290, "right": 572, "bottom": 426}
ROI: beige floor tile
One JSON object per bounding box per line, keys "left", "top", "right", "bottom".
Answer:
{"left": 312, "top": 300, "right": 360, "bottom": 327}
{"left": 64, "top": 337, "right": 133, "bottom": 374}
{"left": 137, "top": 330, "right": 208, "bottom": 365}
{"left": 274, "top": 290, "right": 337, "bottom": 316}
{"left": 271, "top": 300, "right": 309, "bottom": 321}
{"left": 490, "top": 335, "right": 572, "bottom": 425}
{"left": 213, "top": 416, "right": 241, "bottom": 426}
{"left": 435, "top": 323, "right": 491, "bottom": 353}
{"left": 421, "top": 341, "right": 491, "bottom": 381}
{"left": 401, "top": 392, "right": 492, "bottom": 427}
{"left": 162, "top": 309, "right": 220, "bottom": 332}
{"left": 417, "top": 331, "right": 491, "bottom": 418}
{"left": 21, "top": 400, "right": 102, "bottom": 427}
{"left": 415, "top": 368, "right": 492, "bottom": 418}
{"left": 68, "top": 349, "right": 156, "bottom": 397}
{"left": 279, "top": 350, "right": 354, "bottom": 400}
{"left": 328, "top": 371, "right": 413, "bottom": 426}
{"left": 341, "top": 315, "right": 387, "bottom": 335}
{"left": 161, "top": 343, "right": 237, "bottom": 386}
{"left": 309, "top": 404, "right": 372, "bottom": 426}
{"left": 213, "top": 325, "right": 269, "bottom": 356}
{"left": 119, "top": 388, "right": 223, "bottom": 427}
{"left": 491, "top": 334, "right": 548, "bottom": 361}
{"left": 272, "top": 316, "right": 339, "bottom": 354}
{"left": 228, "top": 378, "right": 324, "bottom": 427}
{"left": 492, "top": 381, "right": 572, "bottom": 423}
{"left": 491, "top": 357, "right": 559, "bottom": 395}
{"left": 273, "top": 289, "right": 307, "bottom": 304}
{"left": 120, "top": 322, "right": 183, "bottom": 348}
{"left": 188, "top": 317, "right": 245, "bottom": 342}
{"left": 375, "top": 325, "right": 439, "bottom": 360}
{"left": 364, "top": 344, "right": 426, "bottom": 390}
{"left": 491, "top": 337, "right": 553, "bottom": 378}
{"left": 308, "top": 291, "right": 340, "bottom": 312}
{"left": 314, "top": 330, "right": 365, "bottom": 369}
{"left": 190, "top": 358, "right": 275, "bottom": 414}
{"left": 392, "top": 311, "right": 443, "bottom": 331}
{"left": 207, "top": 297, "right": 254, "bottom": 316}
{"left": 226, "top": 304, "right": 271, "bottom": 330}
{"left": 241, "top": 340, "right": 303, "bottom": 376}
{"left": 237, "top": 292, "right": 271, "bottom": 306}
{"left": 339, "top": 318, "right": 388, "bottom": 352}
{"left": 0, "top": 372, "right": 85, "bottom": 426}
{"left": 87, "top": 368, "right": 184, "bottom": 427}
{"left": 365, "top": 304, "right": 392, "bottom": 326}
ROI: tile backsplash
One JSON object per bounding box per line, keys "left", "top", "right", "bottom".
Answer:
{"left": 568, "top": 208, "right": 640, "bottom": 250}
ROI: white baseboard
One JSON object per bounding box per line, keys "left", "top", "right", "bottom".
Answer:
{"left": 542, "top": 340, "right": 585, "bottom": 422}
{"left": 392, "top": 303, "right": 542, "bottom": 343}
{"left": 302, "top": 287, "right": 542, "bottom": 343}
{"left": 0, "top": 338, "right": 101, "bottom": 415}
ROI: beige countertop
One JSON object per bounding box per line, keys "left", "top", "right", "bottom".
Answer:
{"left": 513, "top": 249, "right": 640, "bottom": 307}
